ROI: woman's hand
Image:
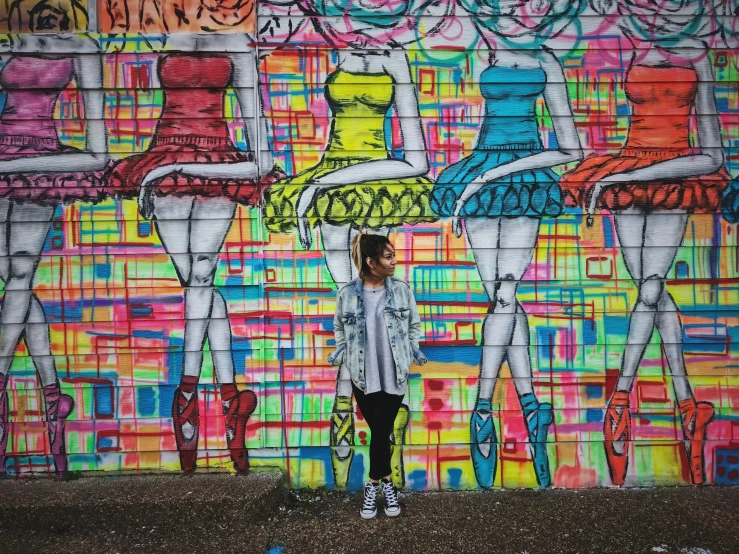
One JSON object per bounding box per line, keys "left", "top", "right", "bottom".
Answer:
{"left": 450, "top": 178, "right": 482, "bottom": 238}
{"left": 138, "top": 164, "right": 179, "bottom": 220}
{"left": 586, "top": 178, "right": 619, "bottom": 228}
{"left": 451, "top": 199, "right": 465, "bottom": 238}
{"left": 295, "top": 187, "right": 316, "bottom": 250}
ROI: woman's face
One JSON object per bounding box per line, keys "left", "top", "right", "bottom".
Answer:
{"left": 367, "top": 245, "right": 397, "bottom": 279}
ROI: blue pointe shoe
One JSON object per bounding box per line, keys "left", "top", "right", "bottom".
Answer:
{"left": 470, "top": 401, "right": 497, "bottom": 489}
{"left": 524, "top": 401, "right": 553, "bottom": 487}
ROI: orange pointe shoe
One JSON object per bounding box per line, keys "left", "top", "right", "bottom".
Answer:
{"left": 603, "top": 391, "right": 631, "bottom": 486}
{"left": 679, "top": 398, "right": 715, "bottom": 485}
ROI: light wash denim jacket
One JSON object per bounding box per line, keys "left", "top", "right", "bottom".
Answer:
{"left": 328, "top": 277, "right": 428, "bottom": 393}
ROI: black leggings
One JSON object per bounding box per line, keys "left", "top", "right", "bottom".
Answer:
{"left": 352, "top": 383, "right": 404, "bottom": 481}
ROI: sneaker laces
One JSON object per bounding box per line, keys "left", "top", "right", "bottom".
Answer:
{"left": 362, "top": 483, "right": 379, "bottom": 512}
{"left": 381, "top": 480, "right": 399, "bottom": 508}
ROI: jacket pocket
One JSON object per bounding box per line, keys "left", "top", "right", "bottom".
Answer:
{"left": 386, "top": 307, "right": 409, "bottom": 320}
{"left": 341, "top": 313, "right": 357, "bottom": 325}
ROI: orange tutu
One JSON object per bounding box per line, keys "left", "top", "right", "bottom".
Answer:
{"left": 561, "top": 149, "right": 730, "bottom": 213}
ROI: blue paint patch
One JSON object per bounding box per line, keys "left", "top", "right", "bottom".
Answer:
{"left": 408, "top": 469, "right": 427, "bottom": 490}
{"left": 137, "top": 221, "right": 151, "bottom": 236}
{"left": 347, "top": 452, "right": 366, "bottom": 492}
{"left": 94, "top": 384, "right": 114, "bottom": 417}
{"left": 447, "top": 468, "right": 462, "bottom": 489}
{"left": 714, "top": 448, "right": 739, "bottom": 485}
{"left": 582, "top": 322, "right": 597, "bottom": 345}
{"left": 585, "top": 385, "right": 603, "bottom": 400}
{"left": 132, "top": 330, "right": 168, "bottom": 339}
{"left": 129, "top": 304, "right": 153, "bottom": 319}
{"left": 137, "top": 387, "right": 156, "bottom": 417}
{"left": 603, "top": 315, "right": 628, "bottom": 336}
{"left": 425, "top": 345, "right": 480, "bottom": 365}
{"left": 95, "top": 263, "right": 112, "bottom": 279}
{"left": 602, "top": 215, "right": 615, "bottom": 248}
{"left": 586, "top": 408, "right": 603, "bottom": 423}
{"left": 266, "top": 547, "right": 284, "bottom": 554}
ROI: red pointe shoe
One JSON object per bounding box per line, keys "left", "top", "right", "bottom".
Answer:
{"left": 222, "top": 385, "right": 257, "bottom": 474}
{"left": 172, "top": 382, "right": 200, "bottom": 474}
{"left": 43, "top": 384, "right": 75, "bottom": 475}
{"left": 603, "top": 391, "right": 631, "bottom": 486}
{"left": 679, "top": 399, "right": 715, "bottom": 485}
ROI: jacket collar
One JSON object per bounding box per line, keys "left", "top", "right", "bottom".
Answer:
{"left": 351, "top": 277, "right": 396, "bottom": 297}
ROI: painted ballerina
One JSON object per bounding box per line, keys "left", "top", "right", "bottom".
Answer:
{"left": 561, "top": 0, "right": 730, "bottom": 486}
{"left": 261, "top": 0, "right": 453, "bottom": 488}
{"left": 431, "top": 0, "right": 584, "bottom": 488}
{"left": 106, "top": 28, "right": 283, "bottom": 474}
{"left": 0, "top": 25, "right": 109, "bottom": 474}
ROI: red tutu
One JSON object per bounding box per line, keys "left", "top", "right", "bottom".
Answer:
{"left": 106, "top": 137, "right": 262, "bottom": 205}
{"left": 0, "top": 139, "right": 107, "bottom": 206}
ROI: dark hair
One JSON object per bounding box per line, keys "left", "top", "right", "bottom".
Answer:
{"left": 351, "top": 232, "right": 392, "bottom": 279}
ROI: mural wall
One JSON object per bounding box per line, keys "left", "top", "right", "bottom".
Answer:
{"left": 0, "top": 0, "right": 738, "bottom": 490}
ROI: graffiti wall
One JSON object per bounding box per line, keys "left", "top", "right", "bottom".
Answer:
{"left": 0, "top": 0, "right": 738, "bottom": 490}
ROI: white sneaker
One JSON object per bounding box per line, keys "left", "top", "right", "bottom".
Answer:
{"left": 360, "top": 481, "right": 380, "bottom": 519}
{"left": 380, "top": 479, "right": 401, "bottom": 517}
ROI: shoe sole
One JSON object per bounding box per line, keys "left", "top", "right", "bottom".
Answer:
{"left": 360, "top": 510, "right": 377, "bottom": 520}
{"left": 384, "top": 507, "right": 401, "bottom": 517}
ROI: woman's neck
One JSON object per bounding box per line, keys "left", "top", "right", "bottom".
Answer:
{"left": 362, "top": 274, "right": 385, "bottom": 289}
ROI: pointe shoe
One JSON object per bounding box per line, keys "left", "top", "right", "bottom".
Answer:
{"left": 389, "top": 404, "right": 409, "bottom": 489}
{"left": 525, "top": 402, "right": 553, "bottom": 488}
{"left": 470, "top": 401, "right": 497, "bottom": 489}
{"left": 172, "top": 386, "right": 200, "bottom": 474}
{"left": 43, "top": 384, "right": 75, "bottom": 475}
{"left": 603, "top": 391, "right": 631, "bottom": 486}
{"left": 329, "top": 396, "right": 355, "bottom": 489}
{"left": 679, "top": 399, "right": 715, "bottom": 485}
{"left": 222, "top": 388, "right": 257, "bottom": 474}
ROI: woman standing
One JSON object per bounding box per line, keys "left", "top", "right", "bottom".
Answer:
{"left": 0, "top": 26, "right": 109, "bottom": 475}
{"left": 106, "top": 30, "right": 283, "bottom": 474}
{"left": 561, "top": 0, "right": 730, "bottom": 486}
{"left": 329, "top": 233, "right": 427, "bottom": 518}
{"left": 431, "top": 0, "right": 584, "bottom": 488}
{"left": 261, "top": 0, "right": 452, "bottom": 489}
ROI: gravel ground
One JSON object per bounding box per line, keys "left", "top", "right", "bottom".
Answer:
{"left": 1, "top": 475, "right": 738, "bottom": 554}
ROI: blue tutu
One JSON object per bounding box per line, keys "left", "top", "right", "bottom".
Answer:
{"left": 432, "top": 148, "right": 563, "bottom": 218}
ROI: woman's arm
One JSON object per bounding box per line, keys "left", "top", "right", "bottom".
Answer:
{"left": 232, "top": 48, "right": 275, "bottom": 173}
{"left": 309, "top": 49, "right": 430, "bottom": 186}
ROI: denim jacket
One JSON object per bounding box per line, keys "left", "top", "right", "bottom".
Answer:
{"left": 327, "top": 277, "right": 428, "bottom": 393}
